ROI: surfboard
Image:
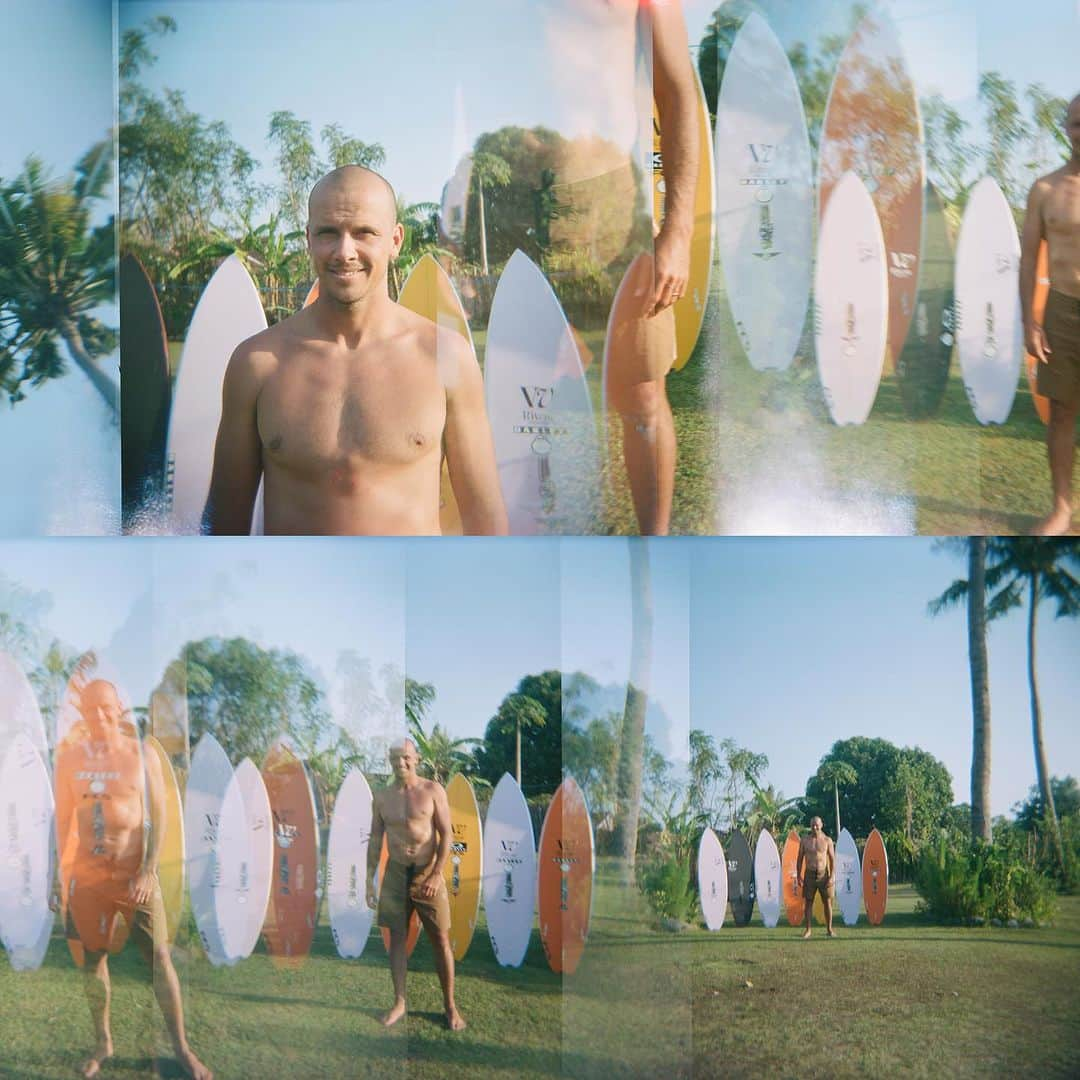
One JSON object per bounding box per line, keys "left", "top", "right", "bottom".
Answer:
{"left": 753, "top": 828, "right": 782, "bottom": 928}
{"left": 482, "top": 773, "right": 536, "bottom": 967}
{"left": 397, "top": 254, "right": 473, "bottom": 535}
{"left": 214, "top": 763, "right": 252, "bottom": 965}
{"left": 781, "top": 829, "right": 803, "bottom": 926}
{"left": 326, "top": 767, "right": 374, "bottom": 959}
{"left": 150, "top": 660, "right": 189, "bottom": 766}
{"left": 896, "top": 181, "right": 955, "bottom": 418}
{"left": 538, "top": 775, "right": 594, "bottom": 975}
{"left": 714, "top": 10, "right": 813, "bottom": 371}
{"left": 261, "top": 743, "right": 320, "bottom": 966}
{"left": 836, "top": 828, "right": 862, "bottom": 927}
{"left": 819, "top": 8, "right": 925, "bottom": 369}
{"left": 726, "top": 830, "right": 754, "bottom": 927}
{"left": 652, "top": 64, "right": 714, "bottom": 371}
{"left": 185, "top": 732, "right": 233, "bottom": 965}
{"left": 955, "top": 176, "right": 1022, "bottom": 424}
{"left": 0, "top": 651, "right": 48, "bottom": 757}
{"left": 1025, "top": 240, "right": 1051, "bottom": 424}
{"left": 231, "top": 757, "right": 273, "bottom": 961}
{"left": 143, "top": 736, "right": 185, "bottom": 944}
{"left": 815, "top": 171, "right": 889, "bottom": 425}
{"left": 697, "top": 827, "right": 727, "bottom": 931}
{"left": 485, "top": 250, "right": 601, "bottom": 535}
{"left": 862, "top": 828, "right": 888, "bottom": 925}
{"left": 166, "top": 254, "right": 267, "bottom": 533}
{"left": 444, "top": 773, "right": 482, "bottom": 961}
{"left": 378, "top": 834, "right": 421, "bottom": 957}
{"left": 0, "top": 735, "right": 54, "bottom": 969}
{"left": 120, "top": 253, "right": 172, "bottom": 529}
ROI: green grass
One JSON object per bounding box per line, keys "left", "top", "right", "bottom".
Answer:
{"left": 3, "top": 869, "right": 1078, "bottom": 1078}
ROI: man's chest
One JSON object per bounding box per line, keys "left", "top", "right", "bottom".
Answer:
{"left": 1045, "top": 180, "right": 1080, "bottom": 238}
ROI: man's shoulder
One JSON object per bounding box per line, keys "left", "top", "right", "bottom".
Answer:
{"left": 230, "top": 310, "right": 313, "bottom": 371}
{"left": 1030, "top": 168, "right": 1068, "bottom": 200}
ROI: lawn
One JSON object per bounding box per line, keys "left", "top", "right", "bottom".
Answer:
{"left": 3, "top": 867, "right": 1077, "bottom": 1078}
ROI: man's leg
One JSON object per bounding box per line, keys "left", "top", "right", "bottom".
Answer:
{"left": 801, "top": 891, "right": 812, "bottom": 939}
{"left": 80, "top": 951, "right": 113, "bottom": 1079}
{"left": 824, "top": 896, "right": 835, "bottom": 937}
{"left": 614, "top": 379, "right": 675, "bottom": 536}
{"left": 381, "top": 929, "right": 409, "bottom": 1027}
{"left": 1034, "top": 398, "right": 1078, "bottom": 535}
{"left": 138, "top": 936, "right": 212, "bottom": 1080}
{"left": 427, "top": 927, "right": 466, "bottom": 1031}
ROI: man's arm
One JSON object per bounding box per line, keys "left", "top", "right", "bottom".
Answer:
{"left": 828, "top": 839, "right": 836, "bottom": 883}
{"left": 651, "top": 0, "right": 698, "bottom": 316}
{"left": 795, "top": 840, "right": 805, "bottom": 885}
{"left": 131, "top": 744, "right": 166, "bottom": 904}
{"left": 54, "top": 750, "right": 74, "bottom": 896}
{"left": 442, "top": 332, "right": 508, "bottom": 535}
{"left": 203, "top": 342, "right": 265, "bottom": 535}
{"left": 366, "top": 794, "right": 385, "bottom": 908}
{"left": 417, "top": 783, "right": 452, "bottom": 899}
{"left": 1020, "top": 178, "right": 1050, "bottom": 362}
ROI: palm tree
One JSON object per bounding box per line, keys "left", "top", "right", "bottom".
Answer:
{"left": 470, "top": 151, "right": 512, "bottom": 276}
{"left": 929, "top": 537, "right": 993, "bottom": 843}
{"left": 720, "top": 738, "right": 769, "bottom": 832}
{"left": 817, "top": 760, "right": 858, "bottom": 838}
{"left": 746, "top": 781, "right": 802, "bottom": 839}
{"left": 493, "top": 693, "right": 547, "bottom": 787}
{"left": 392, "top": 198, "right": 453, "bottom": 297}
{"left": 0, "top": 144, "right": 118, "bottom": 417}
{"left": 407, "top": 718, "right": 484, "bottom": 787}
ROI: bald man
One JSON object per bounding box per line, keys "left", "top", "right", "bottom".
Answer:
{"left": 204, "top": 166, "right": 507, "bottom": 535}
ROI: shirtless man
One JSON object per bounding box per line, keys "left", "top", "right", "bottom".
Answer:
{"left": 204, "top": 166, "right": 507, "bottom": 535}
{"left": 54, "top": 680, "right": 210, "bottom": 1079}
{"left": 1022, "top": 93, "right": 1080, "bottom": 535}
{"left": 795, "top": 817, "right": 836, "bottom": 939}
{"left": 365, "top": 739, "right": 464, "bottom": 1031}
{"left": 604, "top": 0, "right": 699, "bottom": 536}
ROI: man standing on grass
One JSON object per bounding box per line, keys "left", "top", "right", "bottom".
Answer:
{"left": 1022, "top": 92, "right": 1080, "bottom": 535}
{"left": 796, "top": 817, "right": 836, "bottom": 939}
{"left": 366, "top": 738, "right": 465, "bottom": 1030}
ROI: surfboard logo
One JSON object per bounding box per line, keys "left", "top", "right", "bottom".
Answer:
{"left": 983, "top": 302, "right": 998, "bottom": 359}
{"left": 278, "top": 852, "right": 290, "bottom": 893}
{"left": 520, "top": 386, "right": 554, "bottom": 411}
{"left": 889, "top": 251, "right": 916, "bottom": 279}
{"left": 274, "top": 814, "right": 298, "bottom": 850}
{"left": 752, "top": 204, "right": 781, "bottom": 260}
{"left": 995, "top": 253, "right": 1016, "bottom": 275}
{"left": 503, "top": 869, "right": 514, "bottom": 901}
{"left": 842, "top": 303, "right": 860, "bottom": 357}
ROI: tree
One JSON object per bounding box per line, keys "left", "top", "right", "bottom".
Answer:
{"left": 0, "top": 146, "right": 117, "bottom": 415}
{"left": 687, "top": 728, "right": 724, "bottom": 820}
{"left": 817, "top": 760, "right": 858, "bottom": 837}
{"left": 470, "top": 151, "right": 512, "bottom": 276}
{"left": 929, "top": 537, "right": 993, "bottom": 843}
{"left": 1015, "top": 776, "right": 1080, "bottom": 834}
{"left": 983, "top": 539, "right": 1080, "bottom": 876}
{"left": 407, "top": 718, "right": 484, "bottom": 787}
{"left": 921, "top": 93, "right": 976, "bottom": 212}
{"left": 744, "top": 781, "right": 803, "bottom": 840}
{"left": 492, "top": 693, "right": 547, "bottom": 787}
{"left": 719, "top": 738, "right": 768, "bottom": 832}
{"left": 980, "top": 71, "right": 1031, "bottom": 209}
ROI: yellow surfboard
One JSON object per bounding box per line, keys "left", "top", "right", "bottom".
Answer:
{"left": 652, "top": 65, "right": 714, "bottom": 372}
{"left": 144, "top": 735, "right": 185, "bottom": 943}
{"left": 443, "top": 773, "right": 482, "bottom": 961}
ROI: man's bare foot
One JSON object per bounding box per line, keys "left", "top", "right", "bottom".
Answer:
{"left": 801, "top": 929, "right": 811, "bottom": 940}
{"left": 381, "top": 1001, "right": 407, "bottom": 1027}
{"left": 81, "top": 1037, "right": 113, "bottom": 1079}
{"left": 1032, "top": 503, "right": 1073, "bottom": 536}
{"left": 446, "top": 1007, "right": 467, "bottom": 1032}
{"left": 175, "top": 1047, "right": 213, "bottom": 1080}
{"left": 827, "top": 929, "right": 836, "bottom": 938}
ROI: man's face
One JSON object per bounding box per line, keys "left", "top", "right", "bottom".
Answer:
{"left": 388, "top": 742, "right": 418, "bottom": 779}
{"left": 80, "top": 681, "right": 123, "bottom": 738}
{"left": 810, "top": 818, "right": 822, "bottom": 836}
{"left": 307, "top": 175, "right": 403, "bottom": 306}
{"left": 1067, "top": 99, "right": 1080, "bottom": 156}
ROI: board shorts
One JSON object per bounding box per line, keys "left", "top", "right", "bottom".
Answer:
{"left": 1039, "top": 290, "right": 1080, "bottom": 409}
{"left": 377, "top": 859, "right": 451, "bottom": 937}
{"left": 803, "top": 869, "right": 833, "bottom": 902}
{"left": 64, "top": 862, "right": 167, "bottom": 959}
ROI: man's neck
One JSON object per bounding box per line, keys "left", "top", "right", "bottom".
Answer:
{"left": 394, "top": 773, "right": 419, "bottom": 791}
{"left": 314, "top": 288, "right": 393, "bottom": 345}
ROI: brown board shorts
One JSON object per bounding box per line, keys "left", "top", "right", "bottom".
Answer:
{"left": 64, "top": 868, "right": 167, "bottom": 960}
{"left": 377, "top": 859, "right": 451, "bottom": 937}
{"left": 803, "top": 868, "right": 833, "bottom": 902}
{"left": 1039, "top": 289, "right": 1080, "bottom": 409}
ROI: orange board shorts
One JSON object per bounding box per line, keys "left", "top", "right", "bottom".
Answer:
{"left": 64, "top": 864, "right": 166, "bottom": 958}
{"left": 377, "top": 859, "right": 451, "bottom": 937}
{"left": 1039, "top": 289, "right": 1080, "bottom": 409}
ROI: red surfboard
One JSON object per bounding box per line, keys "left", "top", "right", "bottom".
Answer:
{"left": 862, "top": 828, "right": 889, "bottom": 925}
{"left": 781, "top": 828, "right": 804, "bottom": 927}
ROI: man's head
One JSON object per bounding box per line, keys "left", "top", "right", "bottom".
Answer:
{"left": 79, "top": 680, "right": 124, "bottom": 737}
{"left": 306, "top": 166, "right": 404, "bottom": 306}
{"left": 810, "top": 816, "right": 823, "bottom": 836}
{"left": 388, "top": 737, "right": 419, "bottom": 781}
{"left": 1067, "top": 94, "right": 1080, "bottom": 157}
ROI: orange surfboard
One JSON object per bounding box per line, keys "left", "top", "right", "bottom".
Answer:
{"left": 378, "top": 835, "right": 421, "bottom": 957}
{"left": 781, "top": 829, "right": 803, "bottom": 926}
{"left": 261, "top": 743, "right": 320, "bottom": 967}
{"left": 537, "top": 775, "right": 594, "bottom": 975}
{"left": 1025, "top": 240, "right": 1051, "bottom": 424}
{"left": 862, "top": 828, "right": 889, "bottom": 925}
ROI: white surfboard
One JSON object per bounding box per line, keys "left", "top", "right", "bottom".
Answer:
{"left": 0, "top": 652, "right": 48, "bottom": 758}
{"left": 166, "top": 254, "right": 267, "bottom": 533}
{"left": 327, "top": 768, "right": 374, "bottom": 959}
{"left": 232, "top": 758, "right": 273, "bottom": 960}
{"left": 753, "top": 828, "right": 782, "bottom": 929}
{"left": 485, "top": 250, "right": 601, "bottom": 535}
{"left": 697, "top": 827, "right": 728, "bottom": 931}
{"left": 184, "top": 733, "right": 234, "bottom": 965}
{"left": 482, "top": 773, "right": 536, "bottom": 967}
{"left": 0, "top": 735, "right": 54, "bottom": 968}
{"left": 836, "top": 827, "right": 862, "bottom": 927}
{"left": 815, "top": 171, "right": 889, "bottom": 425}
{"left": 714, "top": 11, "right": 813, "bottom": 371}
{"left": 214, "top": 767, "right": 250, "bottom": 964}
{"left": 954, "top": 176, "right": 1022, "bottom": 424}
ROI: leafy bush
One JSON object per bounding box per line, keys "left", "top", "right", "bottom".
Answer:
{"left": 915, "top": 834, "right": 1058, "bottom": 924}
{"left": 637, "top": 852, "right": 696, "bottom": 925}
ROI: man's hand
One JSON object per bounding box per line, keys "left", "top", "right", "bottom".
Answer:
{"left": 414, "top": 872, "right": 440, "bottom": 900}
{"left": 128, "top": 868, "right": 158, "bottom": 906}
{"left": 651, "top": 223, "right": 691, "bottom": 316}
{"left": 1026, "top": 323, "right": 1052, "bottom": 364}
{"left": 366, "top": 882, "right": 378, "bottom": 910}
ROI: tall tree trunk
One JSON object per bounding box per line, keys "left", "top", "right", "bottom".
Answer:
{"left": 612, "top": 543, "right": 653, "bottom": 867}
{"left": 1027, "top": 572, "right": 1065, "bottom": 874}
{"left": 477, "top": 179, "right": 489, "bottom": 276}
{"left": 515, "top": 718, "right": 521, "bottom": 788}
{"left": 61, "top": 320, "right": 119, "bottom": 420}
{"left": 967, "top": 538, "right": 992, "bottom": 842}
{"left": 834, "top": 780, "right": 841, "bottom": 839}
